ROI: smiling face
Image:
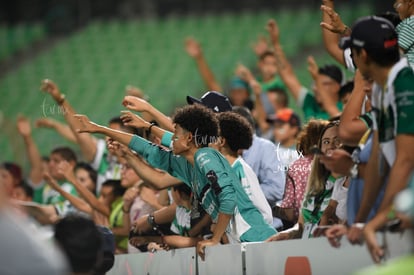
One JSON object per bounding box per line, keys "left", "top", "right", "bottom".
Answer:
{"left": 320, "top": 126, "right": 341, "bottom": 155}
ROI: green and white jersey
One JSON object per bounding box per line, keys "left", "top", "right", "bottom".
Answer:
{"left": 170, "top": 206, "right": 192, "bottom": 236}
{"left": 371, "top": 58, "right": 414, "bottom": 166}
{"left": 42, "top": 180, "right": 79, "bottom": 216}
{"left": 128, "top": 135, "right": 276, "bottom": 243}
{"left": 397, "top": 16, "right": 414, "bottom": 70}
{"left": 232, "top": 157, "right": 273, "bottom": 225}
{"left": 91, "top": 139, "right": 122, "bottom": 194}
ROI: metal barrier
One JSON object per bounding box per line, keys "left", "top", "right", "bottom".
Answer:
{"left": 107, "top": 231, "right": 413, "bottom": 275}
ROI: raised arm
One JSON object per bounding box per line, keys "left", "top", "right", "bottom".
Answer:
{"left": 122, "top": 96, "right": 174, "bottom": 132}
{"left": 35, "top": 118, "right": 77, "bottom": 143}
{"left": 43, "top": 172, "right": 93, "bottom": 215}
{"left": 338, "top": 70, "right": 369, "bottom": 146}
{"left": 58, "top": 161, "right": 110, "bottom": 217}
{"left": 184, "top": 37, "right": 223, "bottom": 92}
{"left": 320, "top": 2, "right": 350, "bottom": 66}
{"left": 267, "top": 19, "right": 303, "bottom": 101}
{"left": 40, "top": 79, "right": 98, "bottom": 162}
{"left": 16, "top": 115, "right": 43, "bottom": 185}
{"left": 236, "top": 64, "right": 270, "bottom": 132}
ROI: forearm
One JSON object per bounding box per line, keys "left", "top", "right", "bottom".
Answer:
{"left": 125, "top": 153, "right": 182, "bottom": 190}
{"left": 53, "top": 122, "right": 77, "bottom": 143}
{"left": 23, "top": 135, "right": 43, "bottom": 184}
{"left": 95, "top": 124, "right": 134, "bottom": 148}
{"left": 164, "top": 235, "right": 202, "bottom": 248}
{"left": 52, "top": 184, "right": 92, "bottom": 214}
{"left": 69, "top": 176, "right": 110, "bottom": 216}
{"left": 355, "top": 133, "right": 382, "bottom": 222}
{"left": 272, "top": 42, "right": 302, "bottom": 100}
{"left": 146, "top": 105, "right": 174, "bottom": 132}
{"left": 254, "top": 93, "right": 270, "bottom": 132}
{"left": 194, "top": 55, "right": 223, "bottom": 92}
{"left": 111, "top": 214, "right": 130, "bottom": 237}
{"left": 188, "top": 214, "right": 212, "bottom": 237}
{"left": 338, "top": 72, "right": 368, "bottom": 145}
{"left": 62, "top": 101, "right": 97, "bottom": 162}
{"left": 211, "top": 212, "right": 232, "bottom": 243}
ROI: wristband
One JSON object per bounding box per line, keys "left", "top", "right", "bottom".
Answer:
{"left": 148, "top": 122, "right": 156, "bottom": 134}
{"left": 352, "top": 223, "right": 365, "bottom": 229}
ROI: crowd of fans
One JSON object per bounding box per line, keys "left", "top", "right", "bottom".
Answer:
{"left": 1, "top": 0, "right": 414, "bottom": 274}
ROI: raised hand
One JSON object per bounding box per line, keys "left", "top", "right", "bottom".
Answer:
{"left": 122, "top": 96, "right": 150, "bottom": 112}
{"left": 120, "top": 111, "right": 148, "bottom": 129}
{"left": 184, "top": 37, "right": 202, "bottom": 58}
{"left": 16, "top": 115, "right": 32, "bottom": 137}
{"left": 40, "top": 79, "right": 62, "bottom": 102}
{"left": 320, "top": 5, "right": 348, "bottom": 35}
{"left": 266, "top": 19, "right": 280, "bottom": 44}
{"left": 43, "top": 172, "right": 60, "bottom": 189}
{"left": 235, "top": 63, "right": 254, "bottom": 82}
{"left": 307, "top": 56, "right": 319, "bottom": 80}
{"left": 57, "top": 160, "right": 75, "bottom": 181}
{"left": 252, "top": 35, "right": 269, "bottom": 57}
{"left": 73, "top": 114, "right": 100, "bottom": 133}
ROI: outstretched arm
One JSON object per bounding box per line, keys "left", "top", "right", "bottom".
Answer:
{"left": 267, "top": 19, "right": 303, "bottom": 102}
{"left": 122, "top": 96, "right": 174, "bottom": 132}
{"left": 40, "top": 79, "right": 98, "bottom": 162}
{"left": 43, "top": 172, "right": 93, "bottom": 215}
{"left": 16, "top": 115, "right": 43, "bottom": 185}
{"left": 320, "top": 2, "right": 350, "bottom": 66}
{"left": 58, "top": 160, "right": 110, "bottom": 217}
{"left": 184, "top": 37, "right": 223, "bottom": 92}
{"left": 120, "top": 110, "right": 168, "bottom": 142}
{"left": 35, "top": 118, "right": 77, "bottom": 143}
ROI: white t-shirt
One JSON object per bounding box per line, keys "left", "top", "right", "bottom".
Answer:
{"left": 331, "top": 177, "right": 348, "bottom": 222}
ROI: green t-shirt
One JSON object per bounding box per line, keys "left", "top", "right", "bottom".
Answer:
{"left": 128, "top": 135, "right": 276, "bottom": 242}
{"left": 259, "top": 76, "right": 286, "bottom": 92}
{"left": 353, "top": 255, "right": 414, "bottom": 275}
{"left": 298, "top": 87, "right": 343, "bottom": 122}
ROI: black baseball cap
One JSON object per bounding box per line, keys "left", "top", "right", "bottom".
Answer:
{"left": 187, "top": 91, "right": 233, "bottom": 113}
{"left": 340, "top": 16, "right": 398, "bottom": 52}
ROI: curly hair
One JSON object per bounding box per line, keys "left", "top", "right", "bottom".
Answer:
{"left": 173, "top": 104, "right": 219, "bottom": 147}
{"left": 216, "top": 112, "right": 253, "bottom": 152}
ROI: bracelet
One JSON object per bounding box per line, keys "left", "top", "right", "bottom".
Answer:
{"left": 148, "top": 122, "right": 156, "bottom": 134}
{"left": 340, "top": 25, "right": 349, "bottom": 35}
{"left": 352, "top": 223, "right": 365, "bottom": 229}
{"left": 56, "top": 94, "right": 65, "bottom": 105}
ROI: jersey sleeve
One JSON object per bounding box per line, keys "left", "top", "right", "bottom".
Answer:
{"left": 394, "top": 68, "right": 414, "bottom": 135}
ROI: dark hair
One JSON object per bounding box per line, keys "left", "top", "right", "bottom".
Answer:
{"left": 54, "top": 214, "right": 102, "bottom": 273}
{"left": 319, "top": 65, "right": 343, "bottom": 84}
{"left": 268, "top": 88, "right": 289, "bottom": 108}
{"left": 172, "top": 104, "right": 219, "bottom": 148}
{"left": 296, "top": 119, "right": 329, "bottom": 156}
{"left": 378, "top": 11, "right": 401, "bottom": 28}
{"left": 15, "top": 180, "right": 34, "bottom": 198}
{"left": 338, "top": 81, "right": 354, "bottom": 101}
{"left": 102, "top": 180, "right": 126, "bottom": 198}
{"left": 172, "top": 183, "right": 192, "bottom": 198}
{"left": 108, "top": 116, "right": 142, "bottom": 136}
{"left": 0, "top": 162, "right": 22, "bottom": 184}
{"left": 353, "top": 46, "right": 400, "bottom": 67}
{"left": 217, "top": 112, "right": 253, "bottom": 152}
{"left": 75, "top": 162, "right": 97, "bottom": 195}
{"left": 51, "top": 147, "right": 77, "bottom": 163}
{"left": 259, "top": 50, "right": 275, "bottom": 61}
{"left": 232, "top": 106, "right": 255, "bottom": 128}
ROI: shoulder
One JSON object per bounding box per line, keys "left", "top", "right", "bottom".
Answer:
{"left": 394, "top": 67, "right": 414, "bottom": 91}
